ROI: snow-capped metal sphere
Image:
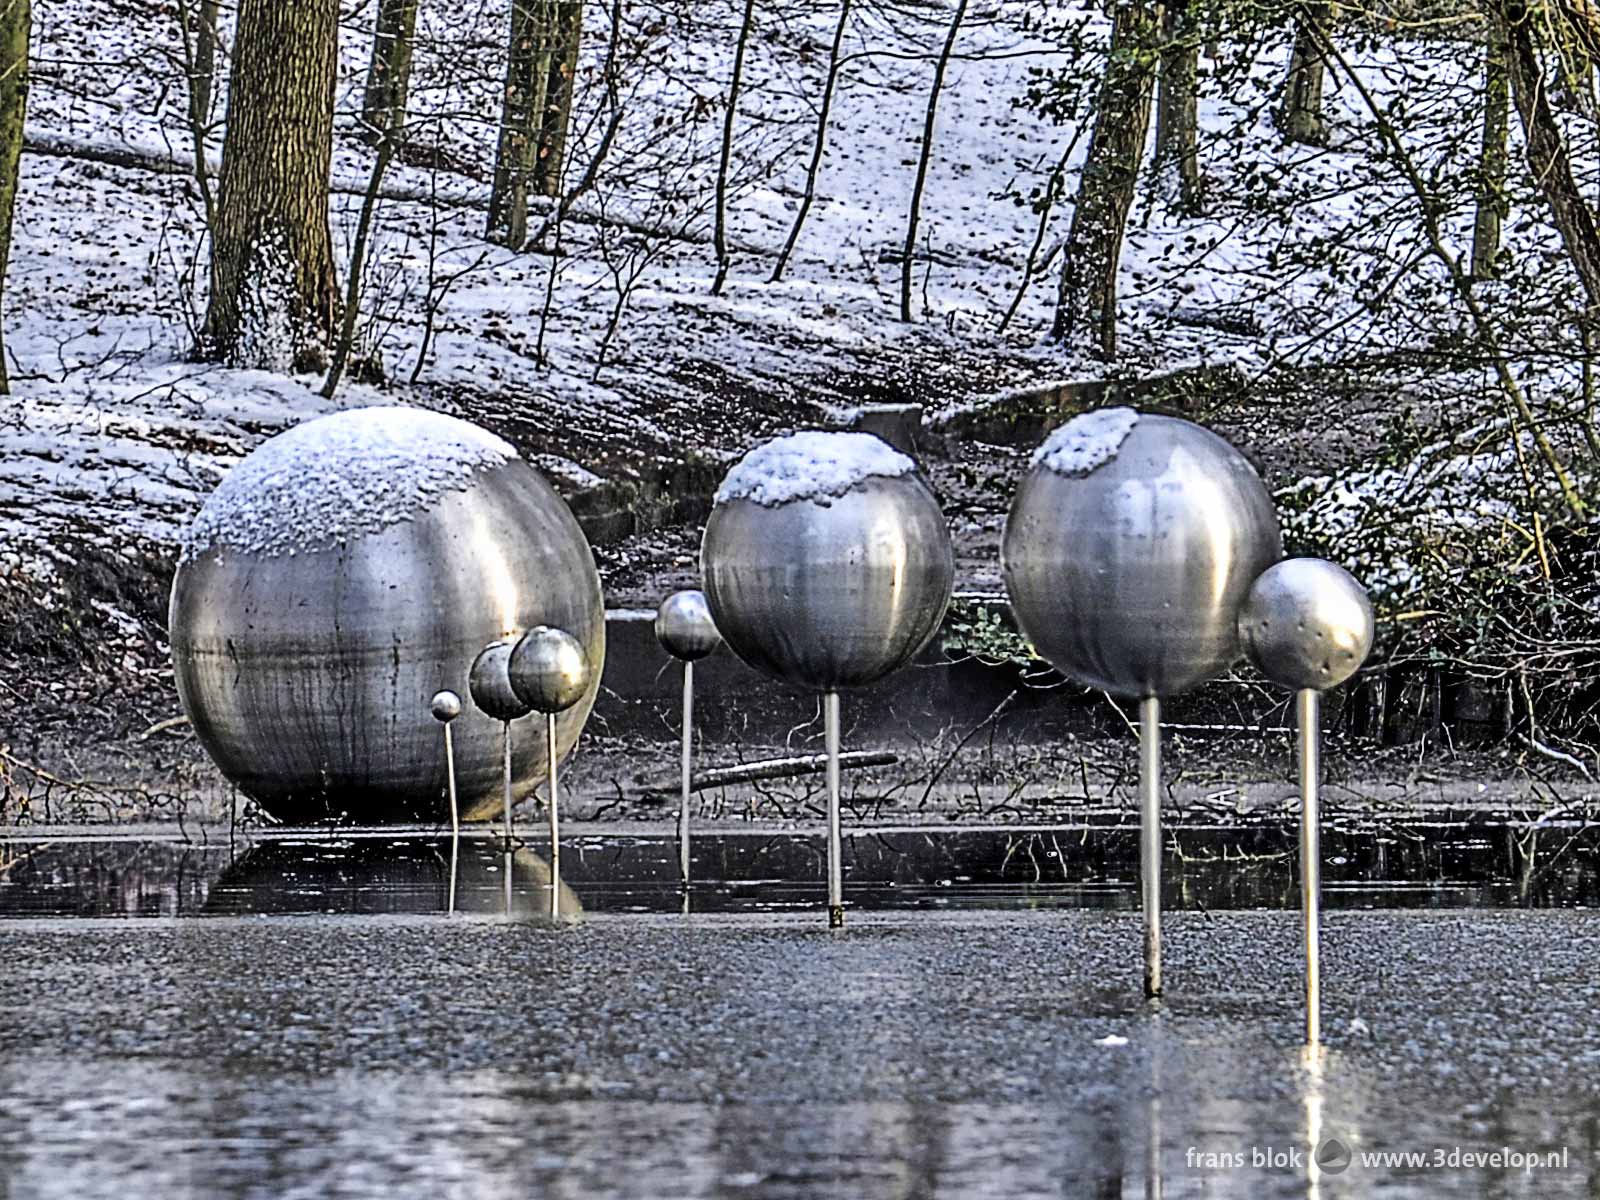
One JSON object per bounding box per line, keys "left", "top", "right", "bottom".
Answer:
{"left": 654, "top": 589, "right": 721, "bottom": 661}
{"left": 701, "top": 431, "right": 954, "bottom": 690}
{"left": 1239, "top": 558, "right": 1375, "bottom": 691}
{"left": 430, "top": 690, "right": 462, "bottom": 723}
{"left": 169, "top": 406, "right": 606, "bottom": 825}
{"left": 469, "top": 640, "right": 531, "bottom": 722}
{"left": 509, "top": 625, "right": 591, "bottom": 713}
{"left": 1002, "top": 409, "right": 1281, "bottom": 698}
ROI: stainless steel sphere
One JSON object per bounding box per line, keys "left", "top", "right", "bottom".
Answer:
{"left": 509, "top": 625, "right": 591, "bottom": 714}
{"left": 469, "top": 641, "right": 531, "bottom": 722}
{"left": 1002, "top": 409, "right": 1282, "bottom": 698}
{"left": 702, "top": 434, "right": 955, "bottom": 690}
{"left": 654, "top": 589, "right": 721, "bottom": 661}
{"left": 430, "top": 690, "right": 462, "bottom": 723}
{"left": 1239, "top": 558, "right": 1375, "bottom": 691}
{"left": 169, "top": 406, "right": 606, "bottom": 825}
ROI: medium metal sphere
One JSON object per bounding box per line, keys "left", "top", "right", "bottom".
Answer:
{"left": 701, "top": 432, "right": 954, "bottom": 690}
{"left": 430, "top": 690, "right": 462, "bottom": 723}
{"left": 469, "top": 641, "right": 531, "bottom": 722}
{"left": 1239, "top": 558, "right": 1375, "bottom": 691}
{"left": 1002, "top": 409, "right": 1282, "bottom": 698}
{"left": 655, "top": 589, "right": 721, "bottom": 661}
{"left": 509, "top": 625, "right": 591, "bottom": 713}
{"left": 169, "top": 406, "right": 606, "bottom": 825}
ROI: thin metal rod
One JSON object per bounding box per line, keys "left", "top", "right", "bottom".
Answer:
{"left": 825, "top": 690, "right": 843, "bottom": 928}
{"left": 1140, "top": 695, "right": 1162, "bottom": 999}
{"left": 1299, "top": 687, "right": 1323, "bottom": 1047}
{"left": 502, "top": 721, "right": 513, "bottom": 917}
{"left": 679, "top": 660, "right": 693, "bottom": 888}
{"left": 548, "top": 711, "right": 561, "bottom": 921}
{"left": 444, "top": 723, "right": 459, "bottom": 915}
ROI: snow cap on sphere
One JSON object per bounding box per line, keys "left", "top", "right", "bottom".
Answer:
{"left": 714, "top": 430, "right": 917, "bottom": 508}
{"left": 181, "top": 406, "right": 517, "bottom": 563}
{"left": 1032, "top": 407, "right": 1141, "bottom": 477}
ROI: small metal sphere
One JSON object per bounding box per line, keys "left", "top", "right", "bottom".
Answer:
{"left": 430, "top": 690, "right": 462, "bottom": 723}
{"left": 1240, "top": 558, "right": 1375, "bottom": 692}
{"left": 468, "top": 641, "right": 531, "bottom": 722}
{"left": 655, "top": 589, "right": 721, "bottom": 661}
{"left": 1002, "top": 410, "right": 1282, "bottom": 698}
{"left": 702, "top": 464, "right": 954, "bottom": 691}
{"left": 509, "top": 625, "right": 591, "bottom": 714}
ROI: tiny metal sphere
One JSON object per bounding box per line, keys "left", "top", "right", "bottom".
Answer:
{"left": 509, "top": 625, "right": 591, "bottom": 714}
{"left": 1002, "top": 410, "right": 1282, "bottom": 698}
{"left": 655, "top": 589, "right": 721, "bottom": 661}
{"left": 430, "top": 690, "right": 462, "bottom": 723}
{"left": 468, "top": 641, "right": 531, "bottom": 722}
{"left": 1239, "top": 558, "right": 1375, "bottom": 692}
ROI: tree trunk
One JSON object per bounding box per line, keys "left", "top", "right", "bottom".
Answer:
{"left": 0, "top": 0, "right": 28, "bottom": 396}
{"left": 899, "top": 0, "right": 968, "bottom": 322}
{"left": 771, "top": 0, "right": 852, "bottom": 283}
{"left": 1155, "top": 0, "right": 1201, "bottom": 213}
{"left": 1051, "top": 1, "right": 1159, "bottom": 359}
{"left": 361, "top": 0, "right": 418, "bottom": 145}
{"left": 488, "top": 1, "right": 584, "bottom": 248}
{"left": 1471, "top": 22, "right": 1509, "bottom": 280}
{"left": 1279, "top": 5, "right": 1329, "bottom": 145}
{"left": 1496, "top": 0, "right": 1600, "bottom": 313}
{"left": 198, "top": 0, "right": 339, "bottom": 372}
{"left": 711, "top": 0, "right": 757, "bottom": 295}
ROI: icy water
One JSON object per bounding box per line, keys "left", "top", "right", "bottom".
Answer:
{"left": 1, "top": 824, "right": 1598, "bottom": 1198}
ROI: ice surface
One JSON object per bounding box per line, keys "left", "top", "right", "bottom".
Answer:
{"left": 179, "top": 406, "right": 516, "bottom": 562}
{"left": 714, "top": 430, "right": 916, "bottom": 507}
{"left": 1032, "top": 407, "right": 1141, "bottom": 477}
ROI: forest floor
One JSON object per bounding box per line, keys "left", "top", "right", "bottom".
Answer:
{"left": 2, "top": 0, "right": 1594, "bottom": 826}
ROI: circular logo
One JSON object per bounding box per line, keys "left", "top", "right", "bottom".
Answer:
{"left": 1316, "top": 1138, "right": 1352, "bottom": 1175}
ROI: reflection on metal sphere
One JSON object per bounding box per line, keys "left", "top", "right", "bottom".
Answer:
{"left": 1002, "top": 409, "right": 1281, "bottom": 698}
{"left": 1240, "top": 558, "right": 1375, "bottom": 691}
{"left": 469, "top": 641, "right": 531, "bottom": 722}
{"left": 509, "top": 626, "right": 591, "bottom": 714}
{"left": 169, "top": 406, "right": 605, "bottom": 825}
{"left": 655, "top": 589, "right": 721, "bottom": 662}
{"left": 430, "top": 690, "right": 462, "bottom": 723}
{"left": 702, "top": 440, "right": 954, "bottom": 691}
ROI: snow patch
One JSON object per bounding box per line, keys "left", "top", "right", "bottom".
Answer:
{"left": 180, "top": 406, "right": 517, "bottom": 563}
{"left": 714, "top": 430, "right": 916, "bottom": 508}
{"left": 1032, "top": 407, "right": 1141, "bottom": 477}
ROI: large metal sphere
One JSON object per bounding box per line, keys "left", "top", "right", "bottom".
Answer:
{"left": 1239, "top": 558, "right": 1375, "bottom": 691}
{"left": 430, "top": 690, "right": 462, "bottom": 723}
{"left": 509, "top": 625, "right": 591, "bottom": 713}
{"left": 468, "top": 641, "right": 531, "bottom": 722}
{"left": 169, "top": 406, "right": 606, "bottom": 825}
{"left": 655, "top": 589, "right": 721, "bottom": 661}
{"left": 1002, "top": 409, "right": 1282, "bottom": 698}
{"left": 702, "top": 437, "right": 954, "bottom": 691}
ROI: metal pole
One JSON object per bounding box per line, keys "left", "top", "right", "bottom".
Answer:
{"left": 1140, "top": 695, "right": 1162, "bottom": 999}
{"left": 825, "top": 690, "right": 843, "bottom": 928}
{"left": 548, "top": 711, "right": 562, "bottom": 921}
{"left": 1299, "top": 687, "right": 1322, "bottom": 1048}
{"left": 502, "top": 720, "right": 513, "bottom": 916}
{"left": 444, "top": 722, "right": 459, "bottom": 915}
{"left": 679, "top": 660, "right": 694, "bottom": 888}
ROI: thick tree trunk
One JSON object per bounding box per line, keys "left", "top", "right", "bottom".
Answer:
{"left": 198, "top": 0, "right": 339, "bottom": 372}
{"left": 1280, "top": 5, "right": 1330, "bottom": 145}
{"left": 0, "top": 0, "right": 27, "bottom": 396}
{"left": 487, "top": 1, "right": 584, "bottom": 247}
{"left": 1496, "top": 0, "right": 1600, "bottom": 313}
{"left": 361, "top": 0, "right": 418, "bottom": 145}
{"left": 1471, "top": 23, "right": 1509, "bottom": 280}
{"left": 1155, "top": 0, "right": 1201, "bottom": 212}
{"left": 1052, "top": 1, "right": 1159, "bottom": 359}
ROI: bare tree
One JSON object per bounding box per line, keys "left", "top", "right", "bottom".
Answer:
{"left": 900, "top": 0, "right": 968, "bottom": 322}
{"left": 198, "top": 0, "right": 340, "bottom": 371}
{"left": 711, "top": 0, "right": 757, "bottom": 296}
{"left": 1155, "top": 0, "right": 1201, "bottom": 213}
{"left": 0, "top": 0, "right": 25, "bottom": 394}
{"left": 1471, "top": 20, "right": 1509, "bottom": 279}
{"left": 771, "top": 0, "right": 853, "bottom": 284}
{"left": 1280, "top": 5, "right": 1330, "bottom": 145}
{"left": 361, "top": 0, "right": 419, "bottom": 145}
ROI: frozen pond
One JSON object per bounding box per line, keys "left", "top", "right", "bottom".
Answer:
{"left": 0, "top": 825, "right": 1597, "bottom": 1197}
